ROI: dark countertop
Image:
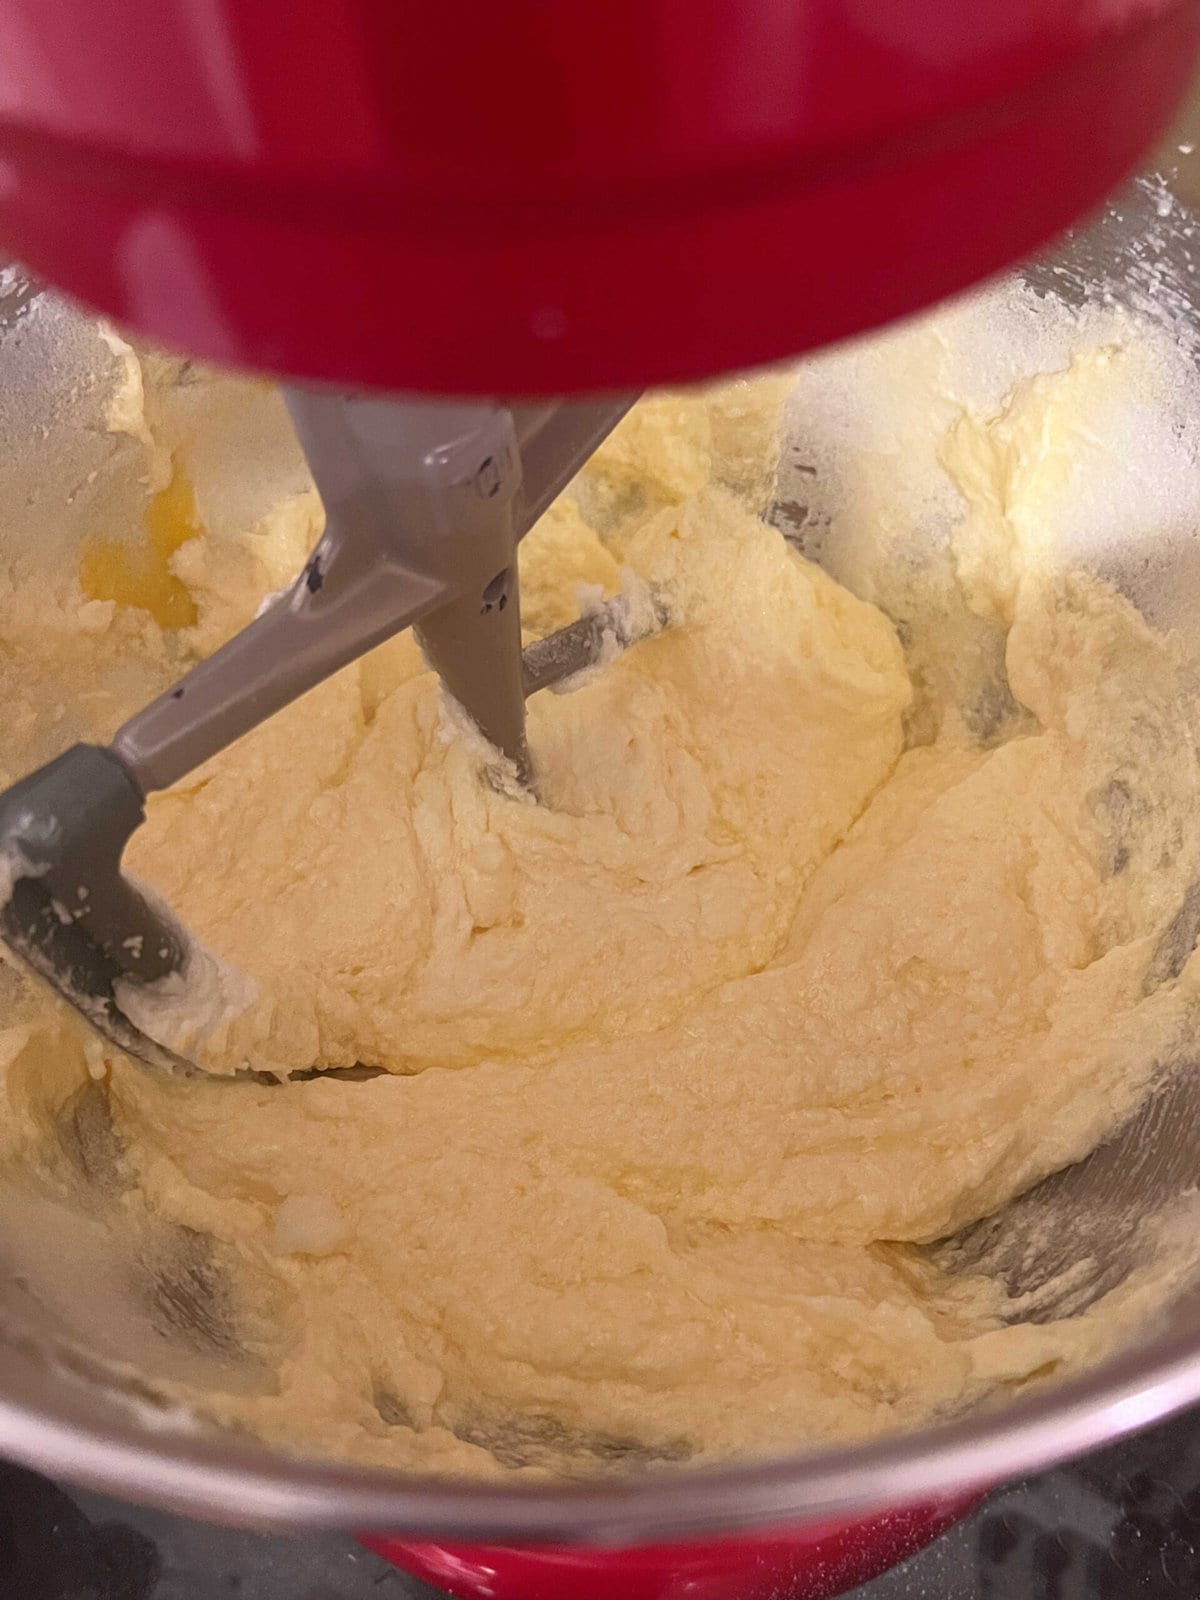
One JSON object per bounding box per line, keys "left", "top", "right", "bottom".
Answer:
{"left": 5, "top": 1406, "right": 1200, "bottom": 1599}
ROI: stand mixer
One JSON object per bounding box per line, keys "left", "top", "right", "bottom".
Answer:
{"left": 0, "top": 9, "right": 1197, "bottom": 1600}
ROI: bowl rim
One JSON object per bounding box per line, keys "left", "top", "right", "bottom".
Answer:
{"left": 3, "top": 1317, "right": 1199, "bottom": 1541}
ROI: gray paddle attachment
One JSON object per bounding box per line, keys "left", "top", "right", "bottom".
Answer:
{"left": 0, "top": 392, "right": 664, "bottom": 1074}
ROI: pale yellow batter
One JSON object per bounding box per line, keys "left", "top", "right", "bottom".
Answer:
{"left": 1, "top": 284, "right": 1200, "bottom": 1477}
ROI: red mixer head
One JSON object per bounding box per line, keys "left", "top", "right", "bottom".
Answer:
{"left": 0, "top": 0, "right": 1194, "bottom": 395}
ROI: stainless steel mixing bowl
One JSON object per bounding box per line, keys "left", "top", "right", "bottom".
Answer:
{"left": 1, "top": 97, "right": 1200, "bottom": 1555}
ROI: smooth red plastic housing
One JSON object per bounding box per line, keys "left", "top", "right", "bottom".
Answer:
{"left": 0, "top": 0, "right": 1193, "bottom": 393}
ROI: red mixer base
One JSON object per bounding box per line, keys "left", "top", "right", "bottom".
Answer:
{"left": 360, "top": 1496, "right": 979, "bottom": 1600}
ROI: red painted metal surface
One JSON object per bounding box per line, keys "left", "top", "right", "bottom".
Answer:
{"left": 362, "top": 1496, "right": 978, "bottom": 1599}
{"left": 0, "top": 1, "right": 1192, "bottom": 392}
